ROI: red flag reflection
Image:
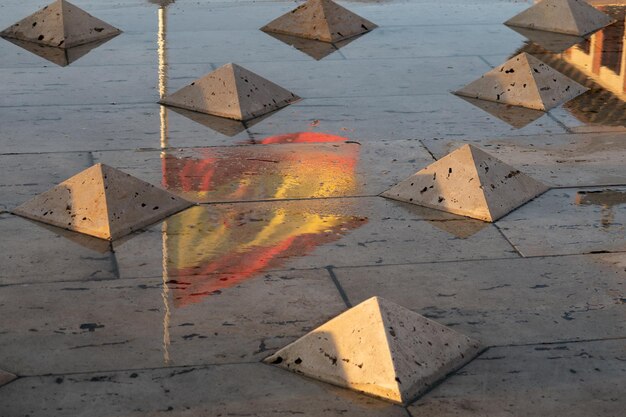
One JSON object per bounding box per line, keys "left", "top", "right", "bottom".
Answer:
{"left": 160, "top": 133, "right": 366, "bottom": 307}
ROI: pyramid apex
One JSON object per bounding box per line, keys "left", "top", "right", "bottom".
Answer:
{"left": 382, "top": 145, "right": 548, "bottom": 222}
{"left": 0, "top": 0, "right": 121, "bottom": 48}
{"left": 12, "top": 164, "right": 192, "bottom": 240}
{"left": 265, "top": 297, "right": 480, "bottom": 404}
{"left": 160, "top": 64, "right": 298, "bottom": 121}
{"left": 455, "top": 51, "right": 587, "bottom": 111}
{"left": 504, "top": 0, "right": 615, "bottom": 36}
{"left": 261, "top": 0, "right": 376, "bottom": 43}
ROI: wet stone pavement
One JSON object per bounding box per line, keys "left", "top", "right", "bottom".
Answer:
{"left": 0, "top": 0, "right": 625, "bottom": 416}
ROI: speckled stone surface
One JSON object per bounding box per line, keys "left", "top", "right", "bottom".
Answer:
{"left": 382, "top": 144, "right": 548, "bottom": 221}
{"left": 266, "top": 296, "right": 480, "bottom": 405}
{"left": 160, "top": 63, "right": 300, "bottom": 121}
{"left": 0, "top": 0, "right": 121, "bottom": 48}
{"left": 261, "top": 0, "right": 377, "bottom": 43}
{"left": 455, "top": 52, "right": 588, "bottom": 111}
{"left": 505, "top": 0, "right": 615, "bottom": 36}
{"left": 13, "top": 164, "right": 193, "bottom": 240}
{"left": 409, "top": 338, "right": 626, "bottom": 417}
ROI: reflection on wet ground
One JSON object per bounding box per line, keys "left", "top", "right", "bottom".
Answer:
{"left": 162, "top": 132, "right": 360, "bottom": 202}
{"left": 162, "top": 205, "right": 367, "bottom": 307}
{"left": 1, "top": 0, "right": 626, "bottom": 416}
{"left": 1, "top": 35, "right": 119, "bottom": 67}
{"left": 576, "top": 189, "right": 626, "bottom": 228}
{"left": 514, "top": 5, "right": 626, "bottom": 127}
{"left": 263, "top": 31, "right": 361, "bottom": 60}
{"left": 456, "top": 95, "right": 547, "bottom": 128}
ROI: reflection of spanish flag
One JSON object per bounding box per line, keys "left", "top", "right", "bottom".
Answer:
{"left": 162, "top": 132, "right": 359, "bottom": 202}
{"left": 161, "top": 133, "right": 366, "bottom": 307}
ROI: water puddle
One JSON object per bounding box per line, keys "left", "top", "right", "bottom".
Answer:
{"left": 575, "top": 189, "right": 626, "bottom": 229}
{"left": 161, "top": 132, "right": 362, "bottom": 202}
{"left": 162, "top": 203, "right": 367, "bottom": 307}
{"left": 515, "top": 5, "right": 626, "bottom": 127}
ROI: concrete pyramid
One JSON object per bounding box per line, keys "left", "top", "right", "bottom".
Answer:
{"left": 265, "top": 296, "right": 481, "bottom": 405}
{"left": 12, "top": 164, "right": 193, "bottom": 240}
{"left": 504, "top": 0, "right": 615, "bottom": 36}
{"left": 159, "top": 63, "right": 300, "bottom": 121}
{"left": 0, "top": 369, "right": 16, "bottom": 387}
{"left": 455, "top": 52, "right": 588, "bottom": 111}
{"left": 261, "top": 0, "right": 377, "bottom": 43}
{"left": 0, "top": 0, "right": 121, "bottom": 49}
{"left": 381, "top": 144, "right": 549, "bottom": 222}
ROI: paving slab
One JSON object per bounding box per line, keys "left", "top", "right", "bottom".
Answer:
{"left": 338, "top": 24, "right": 523, "bottom": 59}
{"left": 246, "top": 95, "right": 567, "bottom": 141}
{"left": 93, "top": 139, "right": 433, "bottom": 202}
{"left": 422, "top": 132, "right": 626, "bottom": 188}
{"left": 0, "top": 90, "right": 570, "bottom": 154}
{"left": 409, "top": 339, "right": 626, "bottom": 416}
{"left": 0, "top": 213, "right": 116, "bottom": 285}
{"left": 0, "top": 29, "right": 346, "bottom": 70}
{"left": 0, "top": 56, "right": 491, "bottom": 107}
{"left": 497, "top": 186, "right": 626, "bottom": 257}
{"left": 0, "top": 363, "right": 407, "bottom": 417}
{"left": 0, "top": 151, "right": 93, "bottom": 210}
{"left": 112, "top": 198, "right": 518, "bottom": 280}
{"left": 334, "top": 253, "right": 626, "bottom": 346}
{"left": 0, "top": 269, "right": 346, "bottom": 375}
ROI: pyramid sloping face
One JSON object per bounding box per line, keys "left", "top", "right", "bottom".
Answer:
{"left": 0, "top": 369, "right": 17, "bottom": 387}
{"left": 12, "top": 164, "right": 193, "bottom": 240}
{"left": 160, "top": 63, "right": 300, "bottom": 121}
{"left": 261, "top": 0, "right": 377, "bottom": 43}
{"left": 382, "top": 144, "right": 549, "bottom": 222}
{"left": 0, "top": 0, "right": 121, "bottom": 48}
{"left": 265, "top": 297, "right": 480, "bottom": 405}
{"left": 455, "top": 52, "right": 588, "bottom": 111}
{"left": 504, "top": 0, "right": 615, "bottom": 36}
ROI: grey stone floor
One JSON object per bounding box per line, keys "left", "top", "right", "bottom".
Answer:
{"left": 0, "top": 0, "right": 625, "bottom": 416}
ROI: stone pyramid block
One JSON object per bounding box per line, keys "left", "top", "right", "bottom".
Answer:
{"left": 12, "top": 164, "right": 193, "bottom": 240}
{"left": 0, "top": 369, "right": 17, "bottom": 387}
{"left": 381, "top": 144, "right": 549, "bottom": 222}
{"left": 455, "top": 52, "right": 588, "bottom": 111}
{"left": 0, "top": 0, "right": 121, "bottom": 49}
{"left": 261, "top": 0, "right": 377, "bottom": 43}
{"left": 505, "top": 0, "right": 615, "bottom": 36}
{"left": 265, "top": 296, "right": 480, "bottom": 405}
{"left": 160, "top": 63, "right": 300, "bottom": 121}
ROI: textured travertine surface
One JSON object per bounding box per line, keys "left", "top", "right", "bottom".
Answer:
{"left": 409, "top": 339, "right": 626, "bottom": 417}
{"left": 160, "top": 63, "right": 300, "bottom": 121}
{"left": 505, "top": 0, "right": 615, "bottom": 36}
{"left": 265, "top": 296, "right": 480, "bottom": 405}
{"left": 0, "top": 0, "right": 121, "bottom": 48}
{"left": 261, "top": 0, "right": 377, "bottom": 43}
{"left": 12, "top": 164, "right": 192, "bottom": 240}
{"left": 455, "top": 52, "right": 588, "bottom": 111}
{"left": 382, "top": 144, "right": 549, "bottom": 222}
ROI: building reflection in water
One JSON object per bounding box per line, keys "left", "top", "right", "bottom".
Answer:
{"left": 576, "top": 189, "right": 626, "bottom": 229}
{"left": 515, "top": 5, "right": 626, "bottom": 126}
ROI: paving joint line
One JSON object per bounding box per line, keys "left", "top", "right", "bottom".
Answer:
{"left": 14, "top": 360, "right": 262, "bottom": 379}
{"left": 325, "top": 265, "right": 352, "bottom": 308}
